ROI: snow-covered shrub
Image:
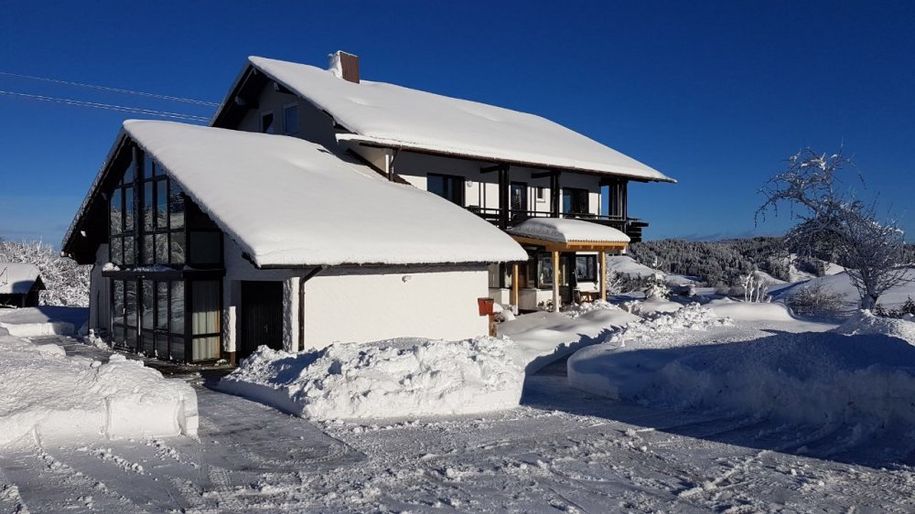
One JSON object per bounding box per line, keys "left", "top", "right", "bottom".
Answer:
{"left": 786, "top": 282, "right": 844, "bottom": 316}
{"left": 603, "top": 270, "right": 624, "bottom": 298}
{"left": 606, "top": 303, "right": 731, "bottom": 346}
{"left": 642, "top": 273, "right": 670, "bottom": 300}
{"left": 0, "top": 240, "right": 89, "bottom": 307}
{"left": 564, "top": 300, "right": 620, "bottom": 318}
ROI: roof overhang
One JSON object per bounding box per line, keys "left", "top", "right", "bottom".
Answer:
{"left": 336, "top": 134, "right": 677, "bottom": 184}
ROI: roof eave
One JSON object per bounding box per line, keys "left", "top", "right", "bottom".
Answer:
{"left": 336, "top": 134, "right": 677, "bottom": 183}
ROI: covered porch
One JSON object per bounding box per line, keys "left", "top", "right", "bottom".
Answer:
{"left": 503, "top": 218, "right": 630, "bottom": 312}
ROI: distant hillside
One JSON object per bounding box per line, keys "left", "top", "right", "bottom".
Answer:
{"left": 629, "top": 237, "right": 915, "bottom": 288}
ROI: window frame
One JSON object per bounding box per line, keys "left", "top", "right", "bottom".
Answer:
{"left": 282, "top": 103, "right": 300, "bottom": 136}
{"left": 574, "top": 255, "right": 598, "bottom": 282}
{"left": 426, "top": 172, "right": 465, "bottom": 206}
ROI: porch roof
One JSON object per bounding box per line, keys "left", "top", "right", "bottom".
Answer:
{"left": 508, "top": 218, "right": 630, "bottom": 252}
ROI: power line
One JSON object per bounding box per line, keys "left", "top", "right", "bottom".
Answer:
{"left": 0, "top": 89, "right": 211, "bottom": 122}
{"left": 0, "top": 70, "right": 220, "bottom": 107}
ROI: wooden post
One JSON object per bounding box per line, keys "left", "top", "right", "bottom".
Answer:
{"left": 599, "top": 250, "right": 607, "bottom": 301}
{"left": 551, "top": 250, "right": 560, "bottom": 313}
{"left": 550, "top": 170, "right": 561, "bottom": 217}
{"left": 498, "top": 165, "right": 510, "bottom": 229}
{"left": 512, "top": 263, "right": 520, "bottom": 309}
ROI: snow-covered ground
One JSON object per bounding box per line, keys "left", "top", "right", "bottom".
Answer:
{"left": 4, "top": 277, "right": 915, "bottom": 511}
{"left": 0, "top": 330, "right": 197, "bottom": 448}
{"left": 3, "top": 333, "right": 915, "bottom": 512}
{"left": 774, "top": 266, "right": 915, "bottom": 311}
{"left": 569, "top": 307, "right": 915, "bottom": 436}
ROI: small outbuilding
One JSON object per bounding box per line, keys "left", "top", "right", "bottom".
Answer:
{"left": 0, "top": 263, "right": 45, "bottom": 308}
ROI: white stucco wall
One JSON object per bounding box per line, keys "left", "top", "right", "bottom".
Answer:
{"left": 303, "top": 266, "right": 490, "bottom": 349}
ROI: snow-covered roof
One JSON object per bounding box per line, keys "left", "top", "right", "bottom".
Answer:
{"left": 0, "top": 263, "right": 43, "bottom": 295}
{"left": 247, "top": 56, "right": 675, "bottom": 183}
{"left": 123, "top": 120, "right": 527, "bottom": 267}
{"left": 509, "top": 218, "right": 630, "bottom": 245}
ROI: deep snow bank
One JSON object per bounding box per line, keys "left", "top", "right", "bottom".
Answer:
{"left": 706, "top": 298, "right": 796, "bottom": 322}
{"left": 834, "top": 310, "right": 915, "bottom": 344}
{"left": 569, "top": 328, "right": 915, "bottom": 430}
{"left": 218, "top": 337, "right": 524, "bottom": 421}
{"left": 499, "top": 306, "right": 639, "bottom": 372}
{"left": 0, "top": 306, "right": 87, "bottom": 337}
{"left": 0, "top": 334, "right": 197, "bottom": 446}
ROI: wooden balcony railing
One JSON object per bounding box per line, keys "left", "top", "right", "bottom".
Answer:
{"left": 466, "top": 207, "right": 648, "bottom": 242}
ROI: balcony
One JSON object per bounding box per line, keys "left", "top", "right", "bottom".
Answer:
{"left": 466, "top": 207, "right": 648, "bottom": 242}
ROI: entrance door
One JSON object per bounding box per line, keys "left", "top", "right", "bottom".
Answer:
{"left": 510, "top": 182, "right": 528, "bottom": 221}
{"left": 240, "top": 281, "right": 284, "bottom": 359}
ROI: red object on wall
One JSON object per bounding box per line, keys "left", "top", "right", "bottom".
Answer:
{"left": 477, "top": 297, "right": 494, "bottom": 316}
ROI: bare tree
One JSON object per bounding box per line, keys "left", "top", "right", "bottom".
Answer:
{"left": 756, "top": 148, "right": 908, "bottom": 310}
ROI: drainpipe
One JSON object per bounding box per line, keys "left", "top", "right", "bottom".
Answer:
{"left": 383, "top": 148, "right": 400, "bottom": 181}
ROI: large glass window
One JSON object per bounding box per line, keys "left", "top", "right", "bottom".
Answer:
{"left": 575, "top": 255, "right": 597, "bottom": 282}
{"left": 109, "top": 278, "right": 194, "bottom": 361}
{"left": 427, "top": 173, "right": 464, "bottom": 205}
{"left": 607, "top": 180, "right": 627, "bottom": 218}
{"left": 191, "top": 281, "right": 220, "bottom": 361}
{"left": 562, "top": 188, "right": 590, "bottom": 215}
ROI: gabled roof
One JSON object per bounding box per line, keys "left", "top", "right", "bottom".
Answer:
{"left": 110, "top": 120, "right": 527, "bottom": 267}
{"left": 237, "top": 56, "right": 674, "bottom": 183}
{"left": 0, "top": 263, "right": 44, "bottom": 295}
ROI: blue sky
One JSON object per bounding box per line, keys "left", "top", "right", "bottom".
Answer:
{"left": 1, "top": 1, "right": 913, "bottom": 245}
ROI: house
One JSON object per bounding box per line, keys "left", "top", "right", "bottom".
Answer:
{"left": 61, "top": 50, "right": 674, "bottom": 365}
{"left": 62, "top": 121, "right": 526, "bottom": 364}
{"left": 210, "top": 51, "right": 674, "bottom": 312}
{"left": 0, "top": 263, "right": 45, "bottom": 307}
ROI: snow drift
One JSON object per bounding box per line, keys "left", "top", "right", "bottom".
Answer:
{"left": 706, "top": 298, "right": 796, "bottom": 322}
{"left": 218, "top": 337, "right": 524, "bottom": 421}
{"left": 834, "top": 310, "right": 915, "bottom": 345}
{"left": 499, "top": 306, "right": 639, "bottom": 372}
{"left": 0, "top": 334, "right": 197, "bottom": 446}
{"left": 569, "top": 324, "right": 915, "bottom": 431}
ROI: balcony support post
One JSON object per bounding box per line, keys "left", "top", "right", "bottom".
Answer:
{"left": 552, "top": 250, "right": 560, "bottom": 313}
{"left": 498, "top": 164, "right": 510, "bottom": 229}
{"left": 550, "top": 170, "right": 561, "bottom": 217}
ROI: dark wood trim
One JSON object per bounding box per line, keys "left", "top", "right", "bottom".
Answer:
{"left": 498, "top": 165, "right": 510, "bottom": 229}
{"left": 102, "top": 268, "right": 225, "bottom": 280}
{"left": 550, "top": 170, "right": 561, "bottom": 217}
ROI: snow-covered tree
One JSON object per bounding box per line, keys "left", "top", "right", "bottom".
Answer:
{"left": 0, "top": 239, "right": 90, "bottom": 306}
{"left": 643, "top": 273, "right": 670, "bottom": 300}
{"left": 756, "top": 148, "right": 909, "bottom": 310}
{"left": 741, "top": 272, "right": 769, "bottom": 303}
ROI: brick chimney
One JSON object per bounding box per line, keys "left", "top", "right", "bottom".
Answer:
{"left": 329, "top": 50, "right": 360, "bottom": 83}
